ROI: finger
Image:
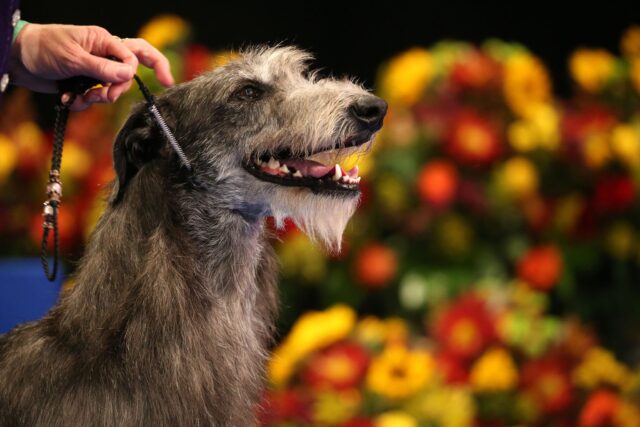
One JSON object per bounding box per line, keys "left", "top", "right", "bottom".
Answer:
{"left": 68, "top": 85, "right": 114, "bottom": 111}
{"left": 68, "top": 95, "right": 91, "bottom": 112}
{"left": 88, "top": 29, "right": 139, "bottom": 71}
{"left": 106, "top": 80, "right": 133, "bottom": 102}
{"left": 123, "top": 38, "right": 174, "bottom": 86}
{"left": 76, "top": 49, "right": 135, "bottom": 84}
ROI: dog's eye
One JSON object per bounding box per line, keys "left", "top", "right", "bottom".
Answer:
{"left": 234, "top": 85, "right": 263, "bottom": 101}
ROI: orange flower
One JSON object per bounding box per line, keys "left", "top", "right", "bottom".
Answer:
{"left": 445, "top": 110, "right": 502, "bottom": 167}
{"left": 353, "top": 244, "right": 398, "bottom": 289}
{"left": 301, "top": 341, "right": 369, "bottom": 391}
{"left": 517, "top": 245, "right": 563, "bottom": 291}
{"left": 450, "top": 49, "right": 501, "bottom": 91}
{"left": 579, "top": 390, "right": 620, "bottom": 427}
{"left": 433, "top": 293, "right": 496, "bottom": 360}
{"left": 416, "top": 160, "right": 459, "bottom": 208}
{"left": 521, "top": 358, "right": 573, "bottom": 414}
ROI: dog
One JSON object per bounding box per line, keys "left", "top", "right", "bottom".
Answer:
{"left": 0, "top": 46, "right": 387, "bottom": 426}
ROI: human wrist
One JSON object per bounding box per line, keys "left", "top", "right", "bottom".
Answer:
{"left": 12, "top": 19, "right": 28, "bottom": 43}
{"left": 9, "top": 22, "right": 39, "bottom": 88}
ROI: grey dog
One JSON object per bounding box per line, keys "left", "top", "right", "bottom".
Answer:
{"left": 0, "top": 46, "right": 386, "bottom": 426}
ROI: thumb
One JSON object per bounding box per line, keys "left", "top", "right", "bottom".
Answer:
{"left": 75, "top": 51, "right": 134, "bottom": 83}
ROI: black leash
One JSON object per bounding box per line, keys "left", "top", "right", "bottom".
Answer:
{"left": 41, "top": 74, "right": 188, "bottom": 282}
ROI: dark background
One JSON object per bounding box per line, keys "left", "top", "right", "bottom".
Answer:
{"left": 24, "top": 0, "right": 639, "bottom": 97}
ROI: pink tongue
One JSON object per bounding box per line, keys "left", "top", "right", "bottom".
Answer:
{"left": 281, "top": 159, "right": 334, "bottom": 178}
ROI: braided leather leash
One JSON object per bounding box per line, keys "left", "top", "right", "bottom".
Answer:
{"left": 41, "top": 73, "right": 190, "bottom": 281}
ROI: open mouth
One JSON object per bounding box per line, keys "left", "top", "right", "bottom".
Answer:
{"left": 243, "top": 134, "right": 372, "bottom": 195}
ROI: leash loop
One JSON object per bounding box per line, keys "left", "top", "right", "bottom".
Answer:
{"left": 40, "top": 73, "right": 191, "bottom": 281}
{"left": 41, "top": 94, "right": 76, "bottom": 281}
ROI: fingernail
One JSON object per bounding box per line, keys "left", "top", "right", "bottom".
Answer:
{"left": 116, "top": 66, "right": 133, "bottom": 80}
{"left": 61, "top": 93, "right": 70, "bottom": 103}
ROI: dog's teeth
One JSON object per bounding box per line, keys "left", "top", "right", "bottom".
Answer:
{"left": 293, "top": 170, "right": 303, "bottom": 178}
{"left": 333, "top": 164, "right": 342, "bottom": 181}
{"left": 355, "top": 177, "right": 361, "bottom": 183}
{"left": 279, "top": 165, "right": 290, "bottom": 174}
{"left": 268, "top": 157, "right": 280, "bottom": 169}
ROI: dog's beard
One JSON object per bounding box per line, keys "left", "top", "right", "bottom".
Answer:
{"left": 269, "top": 186, "right": 359, "bottom": 252}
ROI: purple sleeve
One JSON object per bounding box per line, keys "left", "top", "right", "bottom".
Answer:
{"left": 0, "top": 0, "right": 20, "bottom": 92}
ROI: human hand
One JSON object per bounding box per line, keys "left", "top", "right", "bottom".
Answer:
{"left": 10, "top": 24, "right": 174, "bottom": 111}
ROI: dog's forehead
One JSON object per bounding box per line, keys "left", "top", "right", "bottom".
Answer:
{"left": 232, "top": 46, "right": 313, "bottom": 83}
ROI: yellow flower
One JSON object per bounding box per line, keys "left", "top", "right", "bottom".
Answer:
{"left": 554, "top": 194, "right": 585, "bottom": 233}
{"left": 469, "top": 348, "right": 519, "bottom": 392}
{"left": 503, "top": 53, "right": 552, "bottom": 116}
{"left": 604, "top": 222, "right": 636, "bottom": 259}
{"left": 508, "top": 120, "right": 538, "bottom": 152}
{"left": 0, "top": 134, "right": 17, "bottom": 183}
{"left": 356, "top": 316, "right": 411, "bottom": 347}
{"left": 407, "top": 387, "right": 475, "bottom": 427}
{"left": 498, "top": 156, "right": 539, "bottom": 199}
{"left": 611, "top": 125, "right": 640, "bottom": 169}
{"left": 268, "top": 305, "right": 356, "bottom": 386}
{"left": 375, "top": 411, "right": 418, "bottom": 427}
{"left": 573, "top": 347, "right": 632, "bottom": 390}
{"left": 60, "top": 140, "right": 92, "bottom": 180}
{"left": 367, "top": 344, "right": 434, "bottom": 399}
{"left": 583, "top": 132, "right": 611, "bottom": 169}
{"left": 277, "top": 232, "right": 327, "bottom": 282}
{"left": 436, "top": 214, "right": 474, "bottom": 257}
{"left": 138, "top": 15, "right": 190, "bottom": 49}
{"left": 616, "top": 401, "right": 640, "bottom": 427}
{"left": 377, "top": 174, "right": 409, "bottom": 215}
{"left": 631, "top": 58, "right": 640, "bottom": 93}
{"left": 210, "top": 51, "right": 240, "bottom": 69}
{"left": 621, "top": 26, "right": 640, "bottom": 57}
{"left": 312, "top": 390, "right": 361, "bottom": 425}
{"left": 380, "top": 48, "right": 434, "bottom": 106}
{"left": 569, "top": 49, "right": 616, "bottom": 93}
{"left": 508, "top": 104, "right": 560, "bottom": 153}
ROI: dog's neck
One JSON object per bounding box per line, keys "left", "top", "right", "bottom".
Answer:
{"left": 45, "top": 163, "right": 277, "bottom": 424}
{"left": 56, "top": 163, "right": 270, "bottom": 349}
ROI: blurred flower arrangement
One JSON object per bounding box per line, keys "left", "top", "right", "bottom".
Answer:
{"left": 269, "top": 27, "right": 640, "bottom": 425}
{"left": 0, "top": 15, "right": 234, "bottom": 260}
{"left": 1, "top": 15, "right": 640, "bottom": 425}
{"left": 261, "top": 300, "right": 640, "bottom": 426}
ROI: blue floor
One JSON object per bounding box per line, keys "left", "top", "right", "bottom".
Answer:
{"left": 0, "top": 258, "right": 63, "bottom": 334}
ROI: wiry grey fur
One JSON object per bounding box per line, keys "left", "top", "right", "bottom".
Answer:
{"left": 0, "top": 46, "right": 384, "bottom": 426}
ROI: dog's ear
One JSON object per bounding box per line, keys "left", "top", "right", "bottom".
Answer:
{"left": 111, "top": 106, "right": 166, "bottom": 203}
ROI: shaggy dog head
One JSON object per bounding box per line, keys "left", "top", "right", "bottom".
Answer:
{"left": 112, "top": 46, "right": 387, "bottom": 250}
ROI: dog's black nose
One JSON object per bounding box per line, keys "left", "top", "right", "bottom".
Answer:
{"left": 350, "top": 96, "right": 388, "bottom": 131}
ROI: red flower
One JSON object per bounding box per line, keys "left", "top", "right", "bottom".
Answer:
{"left": 458, "top": 179, "right": 488, "bottom": 215}
{"left": 521, "top": 358, "right": 574, "bottom": 414}
{"left": 579, "top": 390, "right": 620, "bottom": 427}
{"left": 562, "top": 106, "right": 616, "bottom": 146}
{"left": 517, "top": 245, "right": 563, "bottom": 291}
{"left": 258, "top": 389, "right": 312, "bottom": 426}
{"left": 593, "top": 175, "right": 635, "bottom": 215}
{"left": 450, "top": 50, "right": 501, "bottom": 91}
{"left": 416, "top": 160, "right": 459, "bottom": 208}
{"left": 435, "top": 351, "right": 469, "bottom": 384}
{"left": 300, "top": 341, "right": 370, "bottom": 391}
{"left": 444, "top": 110, "right": 502, "bottom": 168}
{"left": 184, "top": 44, "right": 211, "bottom": 81}
{"left": 433, "top": 293, "right": 496, "bottom": 360}
{"left": 353, "top": 243, "right": 398, "bottom": 288}
{"left": 265, "top": 217, "right": 299, "bottom": 239}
